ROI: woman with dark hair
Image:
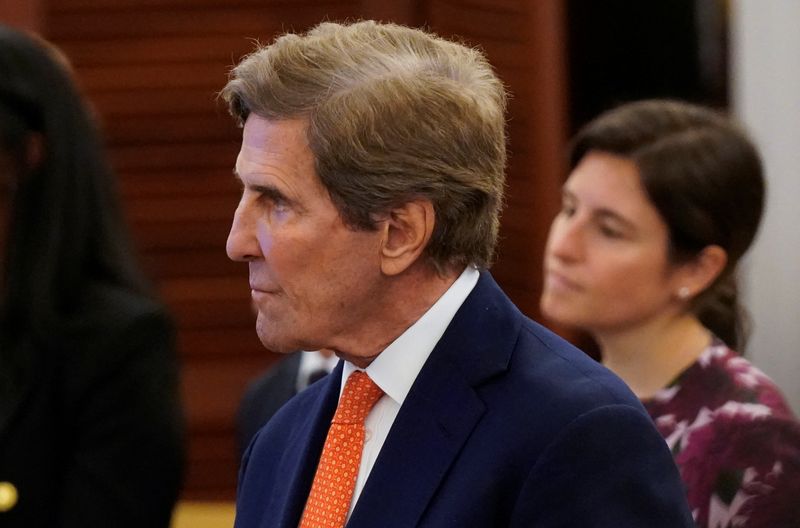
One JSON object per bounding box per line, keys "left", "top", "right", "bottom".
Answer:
{"left": 541, "top": 99, "right": 800, "bottom": 527}
{"left": 0, "top": 25, "right": 184, "bottom": 527}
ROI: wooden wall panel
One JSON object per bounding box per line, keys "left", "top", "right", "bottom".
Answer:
{"left": 0, "top": 0, "right": 42, "bottom": 29}
{"left": 43, "top": 0, "right": 362, "bottom": 500}
{"left": 39, "top": 0, "right": 570, "bottom": 500}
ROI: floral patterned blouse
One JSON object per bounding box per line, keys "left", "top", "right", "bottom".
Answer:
{"left": 642, "top": 341, "right": 800, "bottom": 527}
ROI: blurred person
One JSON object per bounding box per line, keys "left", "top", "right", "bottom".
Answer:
{"left": 0, "top": 25, "right": 184, "bottom": 527}
{"left": 237, "top": 349, "right": 337, "bottom": 458}
{"left": 541, "top": 99, "right": 800, "bottom": 527}
{"left": 223, "top": 21, "right": 693, "bottom": 527}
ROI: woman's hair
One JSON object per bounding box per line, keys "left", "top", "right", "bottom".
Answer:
{"left": 570, "top": 99, "right": 765, "bottom": 350}
{"left": 0, "top": 25, "right": 150, "bottom": 342}
{"left": 221, "top": 20, "right": 508, "bottom": 273}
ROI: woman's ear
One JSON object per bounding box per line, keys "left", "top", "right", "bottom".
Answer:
{"left": 673, "top": 245, "right": 728, "bottom": 301}
{"left": 379, "top": 199, "right": 435, "bottom": 276}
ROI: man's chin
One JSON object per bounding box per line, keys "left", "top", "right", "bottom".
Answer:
{"left": 254, "top": 312, "right": 293, "bottom": 352}
{"left": 256, "top": 331, "right": 298, "bottom": 354}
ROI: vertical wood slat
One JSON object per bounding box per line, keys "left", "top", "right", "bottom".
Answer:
{"left": 39, "top": 0, "right": 570, "bottom": 499}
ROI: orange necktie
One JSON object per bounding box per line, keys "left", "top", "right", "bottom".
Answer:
{"left": 299, "top": 371, "right": 384, "bottom": 528}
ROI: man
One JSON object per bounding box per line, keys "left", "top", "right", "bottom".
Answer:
{"left": 222, "top": 20, "right": 693, "bottom": 527}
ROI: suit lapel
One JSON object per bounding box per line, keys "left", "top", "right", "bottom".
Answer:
{"left": 347, "top": 272, "right": 521, "bottom": 527}
{"left": 348, "top": 355, "right": 485, "bottom": 527}
{"left": 274, "top": 363, "right": 343, "bottom": 528}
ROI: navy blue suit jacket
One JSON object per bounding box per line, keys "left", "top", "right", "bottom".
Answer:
{"left": 235, "top": 273, "right": 693, "bottom": 527}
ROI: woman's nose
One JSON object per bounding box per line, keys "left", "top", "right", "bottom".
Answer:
{"left": 546, "top": 216, "right": 584, "bottom": 263}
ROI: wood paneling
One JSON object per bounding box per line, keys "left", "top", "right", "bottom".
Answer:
{"left": 0, "top": 0, "right": 42, "bottom": 30}
{"left": 39, "top": 0, "right": 570, "bottom": 500}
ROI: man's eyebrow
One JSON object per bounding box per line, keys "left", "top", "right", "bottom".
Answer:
{"left": 255, "top": 185, "right": 291, "bottom": 204}
{"left": 232, "top": 169, "right": 293, "bottom": 204}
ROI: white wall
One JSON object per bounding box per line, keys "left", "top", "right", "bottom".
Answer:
{"left": 731, "top": 0, "right": 800, "bottom": 413}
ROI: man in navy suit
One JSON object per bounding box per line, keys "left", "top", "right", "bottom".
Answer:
{"left": 221, "top": 20, "right": 693, "bottom": 527}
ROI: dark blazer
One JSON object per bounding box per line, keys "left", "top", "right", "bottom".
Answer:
{"left": 235, "top": 272, "right": 693, "bottom": 527}
{"left": 0, "top": 282, "right": 185, "bottom": 527}
{"left": 237, "top": 352, "right": 302, "bottom": 457}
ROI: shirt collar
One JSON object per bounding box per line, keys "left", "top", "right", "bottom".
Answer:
{"left": 297, "top": 350, "right": 339, "bottom": 391}
{"left": 342, "top": 266, "right": 480, "bottom": 404}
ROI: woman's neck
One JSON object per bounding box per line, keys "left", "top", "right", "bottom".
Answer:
{"left": 595, "top": 314, "right": 712, "bottom": 399}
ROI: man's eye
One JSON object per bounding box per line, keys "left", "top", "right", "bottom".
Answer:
{"left": 272, "top": 200, "right": 290, "bottom": 213}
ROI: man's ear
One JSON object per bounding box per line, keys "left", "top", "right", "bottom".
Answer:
{"left": 379, "top": 199, "right": 435, "bottom": 276}
{"left": 673, "top": 245, "right": 728, "bottom": 302}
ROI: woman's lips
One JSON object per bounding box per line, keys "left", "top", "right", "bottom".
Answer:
{"left": 544, "top": 269, "right": 582, "bottom": 292}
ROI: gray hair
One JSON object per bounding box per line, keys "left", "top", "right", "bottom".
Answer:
{"left": 221, "top": 20, "right": 508, "bottom": 272}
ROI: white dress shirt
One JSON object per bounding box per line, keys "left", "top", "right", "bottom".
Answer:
{"left": 296, "top": 350, "right": 339, "bottom": 392}
{"left": 339, "top": 266, "right": 480, "bottom": 519}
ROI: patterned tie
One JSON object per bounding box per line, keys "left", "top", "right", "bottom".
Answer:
{"left": 299, "top": 371, "right": 384, "bottom": 528}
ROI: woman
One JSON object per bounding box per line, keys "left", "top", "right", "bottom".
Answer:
{"left": 541, "top": 99, "right": 800, "bottom": 526}
{"left": 0, "top": 25, "right": 184, "bottom": 526}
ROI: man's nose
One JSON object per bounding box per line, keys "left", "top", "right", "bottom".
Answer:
{"left": 226, "top": 202, "right": 260, "bottom": 262}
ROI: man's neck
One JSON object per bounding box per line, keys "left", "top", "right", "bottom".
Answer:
{"left": 332, "top": 264, "right": 464, "bottom": 368}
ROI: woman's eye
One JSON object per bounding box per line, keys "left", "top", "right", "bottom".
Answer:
{"left": 599, "top": 224, "right": 623, "bottom": 239}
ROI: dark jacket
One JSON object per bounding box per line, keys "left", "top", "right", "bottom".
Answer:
{"left": 237, "top": 353, "right": 302, "bottom": 459}
{"left": 0, "top": 282, "right": 185, "bottom": 527}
